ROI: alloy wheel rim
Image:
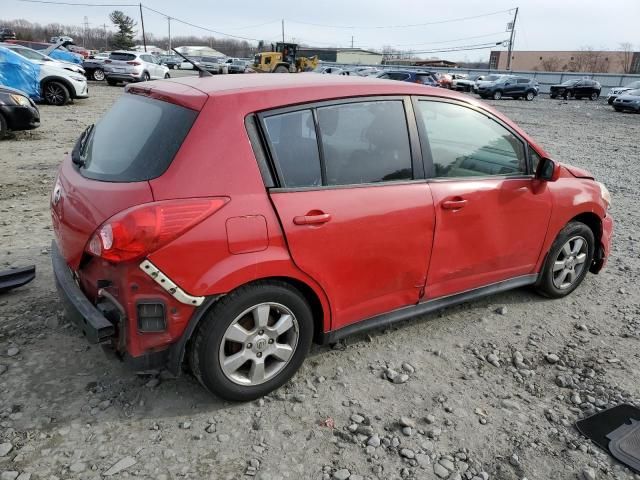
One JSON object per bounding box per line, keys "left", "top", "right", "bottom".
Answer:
{"left": 552, "top": 236, "right": 588, "bottom": 289}
{"left": 46, "top": 84, "right": 64, "bottom": 104}
{"left": 94, "top": 70, "right": 105, "bottom": 81}
{"left": 219, "top": 302, "right": 299, "bottom": 386}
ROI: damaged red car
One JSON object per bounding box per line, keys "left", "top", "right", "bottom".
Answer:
{"left": 51, "top": 75, "right": 613, "bottom": 401}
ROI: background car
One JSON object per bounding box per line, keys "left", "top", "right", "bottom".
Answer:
{"left": 376, "top": 70, "right": 439, "bottom": 86}
{"left": 452, "top": 74, "right": 486, "bottom": 92}
{"left": 199, "top": 56, "right": 227, "bottom": 74}
{"left": 313, "top": 66, "right": 344, "bottom": 74}
{"left": 1, "top": 43, "right": 84, "bottom": 75}
{"left": 474, "top": 74, "right": 509, "bottom": 93}
{"left": 550, "top": 79, "right": 601, "bottom": 100}
{"left": 607, "top": 81, "right": 640, "bottom": 104}
{"left": 179, "top": 56, "right": 201, "bottom": 69}
{"left": 228, "top": 59, "right": 249, "bottom": 74}
{"left": 0, "top": 85, "right": 40, "bottom": 138}
{"left": 0, "top": 27, "right": 16, "bottom": 42}
{"left": 158, "top": 55, "right": 181, "bottom": 69}
{"left": 477, "top": 76, "right": 538, "bottom": 100}
{"left": 612, "top": 89, "right": 640, "bottom": 112}
{"left": 103, "top": 51, "right": 170, "bottom": 85}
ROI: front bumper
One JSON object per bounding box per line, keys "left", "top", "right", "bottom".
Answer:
{"left": 69, "top": 78, "right": 89, "bottom": 99}
{"left": 592, "top": 214, "right": 614, "bottom": 273}
{"left": 0, "top": 104, "right": 40, "bottom": 131}
{"left": 51, "top": 240, "right": 114, "bottom": 343}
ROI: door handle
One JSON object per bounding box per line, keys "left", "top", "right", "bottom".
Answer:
{"left": 293, "top": 213, "right": 332, "bottom": 225}
{"left": 442, "top": 199, "right": 468, "bottom": 210}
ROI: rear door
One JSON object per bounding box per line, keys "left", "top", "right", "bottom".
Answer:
{"left": 261, "top": 98, "right": 435, "bottom": 329}
{"left": 413, "top": 98, "right": 552, "bottom": 299}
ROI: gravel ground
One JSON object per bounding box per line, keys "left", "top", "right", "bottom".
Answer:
{"left": 0, "top": 80, "right": 639, "bottom": 480}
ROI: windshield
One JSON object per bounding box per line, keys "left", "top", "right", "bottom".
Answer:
{"left": 495, "top": 77, "right": 512, "bottom": 84}
{"left": 110, "top": 52, "right": 136, "bottom": 61}
{"left": 484, "top": 75, "right": 501, "bottom": 82}
{"left": 561, "top": 79, "right": 580, "bottom": 86}
{"left": 10, "top": 47, "right": 47, "bottom": 61}
{"left": 79, "top": 95, "right": 198, "bottom": 182}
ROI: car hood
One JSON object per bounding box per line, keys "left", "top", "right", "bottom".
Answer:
{"left": 615, "top": 94, "right": 640, "bottom": 101}
{"left": 41, "top": 63, "right": 84, "bottom": 78}
{"left": 0, "top": 85, "right": 30, "bottom": 96}
{"left": 609, "top": 87, "right": 632, "bottom": 95}
{"left": 563, "top": 164, "right": 595, "bottom": 179}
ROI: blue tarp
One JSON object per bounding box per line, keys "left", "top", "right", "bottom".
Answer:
{"left": 0, "top": 46, "right": 41, "bottom": 101}
{"left": 49, "top": 49, "right": 82, "bottom": 64}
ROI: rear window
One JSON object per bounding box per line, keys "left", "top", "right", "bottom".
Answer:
{"left": 109, "top": 52, "right": 136, "bottom": 61}
{"left": 79, "top": 94, "right": 198, "bottom": 182}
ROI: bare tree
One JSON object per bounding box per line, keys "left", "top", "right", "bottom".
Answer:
{"left": 568, "top": 47, "right": 610, "bottom": 73}
{"left": 617, "top": 42, "right": 634, "bottom": 73}
{"left": 539, "top": 56, "right": 562, "bottom": 72}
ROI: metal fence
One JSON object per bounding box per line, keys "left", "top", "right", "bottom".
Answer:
{"left": 322, "top": 62, "right": 640, "bottom": 95}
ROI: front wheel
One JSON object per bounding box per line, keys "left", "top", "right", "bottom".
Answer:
{"left": 43, "top": 81, "right": 70, "bottom": 106}
{"left": 189, "top": 281, "right": 314, "bottom": 401}
{"left": 92, "top": 69, "right": 105, "bottom": 81}
{"left": 164, "top": 72, "right": 170, "bottom": 79}
{"left": 590, "top": 92, "right": 599, "bottom": 101}
{"left": 535, "top": 221, "right": 595, "bottom": 298}
{"left": 492, "top": 90, "right": 502, "bottom": 100}
{"left": 525, "top": 91, "right": 535, "bottom": 101}
{"left": 273, "top": 65, "right": 289, "bottom": 73}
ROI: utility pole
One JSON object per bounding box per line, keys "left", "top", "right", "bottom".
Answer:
{"left": 281, "top": 19, "right": 285, "bottom": 44}
{"left": 139, "top": 3, "right": 147, "bottom": 52}
{"left": 351, "top": 35, "right": 354, "bottom": 48}
{"left": 83, "top": 16, "right": 89, "bottom": 48}
{"left": 506, "top": 7, "right": 518, "bottom": 70}
{"left": 167, "top": 16, "right": 171, "bottom": 51}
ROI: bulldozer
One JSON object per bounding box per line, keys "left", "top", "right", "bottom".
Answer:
{"left": 253, "top": 42, "right": 318, "bottom": 73}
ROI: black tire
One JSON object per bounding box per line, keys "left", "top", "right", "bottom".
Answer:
{"left": 492, "top": 90, "right": 502, "bottom": 100}
{"left": 141, "top": 71, "right": 150, "bottom": 82}
{"left": 164, "top": 72, "right": 170, "bottom": 79}
{"left": 614, "top": 107, "right": 623, "bottom": 112}
{"left": 273, "top": 65, "right": 289, "bottom": 73}
{"left": 563, "top": 90, "right": 573, "bottom": 100}
{"left": 535, "top": 221, "right": 595, "bottom": 299}
{"left": 607, "top": 97, "right": 615, "bottom": 105}
{"left": 92, "top": 69, "right": 105, "bottom": 81}
{"left": 590, "top": 91, "right": 599, "bottom": 101}
{"left": 0, "top": 113, "right": 8, "bottom": 139}
{"left": 189, "top": 281, "right": 314, "bottom": 401}
{"left": 42, "top": 81, "right": 70, "bottom": 106}
{"left": 525, "top": 91, "right": 535, "bottom": 101}
{"left": 106, "top": 79, "right": 119, "bottom": 86}
{"left": 550, "top": 94, "right": 557, "bottom": 99}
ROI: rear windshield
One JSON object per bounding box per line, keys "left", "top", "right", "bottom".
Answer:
{"left": 109, "top": 52, "right": 136, "bottom": 61}
{"left": 78, "top": 94, "right": 197, "bottom": 182}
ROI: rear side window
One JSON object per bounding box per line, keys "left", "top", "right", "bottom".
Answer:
{"left": 317, "top": 101, "right": 412, "bottom": 185}
{"left": 263, "top": 110, "right": 322, "bottom": 188}
{"left": 79, "top": 94, "right": 197, "bottom": 182}
{"left": 110, "top": 52, "right": 136, "bottom": 61}
{"left": 388, "top": 72, "right": 410, "bottom": 81}
{"left": 517, "top": 78, "right": 530, "bottom": 84}
{"left": 416, "top": 101, "right": 526, "bottom": 178}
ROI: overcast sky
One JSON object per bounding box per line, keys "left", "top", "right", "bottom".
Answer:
{"left": 4, "top": 0, "right": 639, "bottom": 60}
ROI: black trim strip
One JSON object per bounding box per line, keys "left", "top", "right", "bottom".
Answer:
{"left": 320, "top": 274, "right": 538, "bottom": 344}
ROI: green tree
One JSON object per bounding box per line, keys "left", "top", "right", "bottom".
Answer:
{"left": 109, "top": 10, "right": 136, "bottom": 50}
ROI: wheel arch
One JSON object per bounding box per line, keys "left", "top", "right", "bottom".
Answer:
{"left": 40, "top": 75, "right": 74, "bottom": 98}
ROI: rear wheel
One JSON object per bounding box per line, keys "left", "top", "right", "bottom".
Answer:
{"left": 525, "top": 91, "right": 535, "bottom": 101}
{"left": 43, "top": 81, "right": 69, "bottom": 106}
{"left": 92, "top": 69, "right": 105, "bottom": 81}
{"left": 590, "top": 91, "right": 599, "bottom": 101}
{"left": 535, "top": 221, "right": 594, "bottom": 298}
{"left": 273, "top": 65, "right": 289, "bottom": 73}
{"left": 190, "top": 281, "right": 314, "bottom": 401}
{"left": 550, "top": 94, "right": 557, "bottom": 99}
{"left": 141, "top": 71, "right": 150, "bottom": 82}
{"left": 492, "top": 90, "right": 503, "bottom": 100}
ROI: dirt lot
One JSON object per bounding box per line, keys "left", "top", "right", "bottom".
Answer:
{"left": 0, "top": 80, "right": 639, "bottom": 480}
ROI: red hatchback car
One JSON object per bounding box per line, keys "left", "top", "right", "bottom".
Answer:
{"left": 51, "top": 75, "right": 613, "bottom": 401}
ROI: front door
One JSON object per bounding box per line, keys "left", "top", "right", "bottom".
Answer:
{"left": 262, "top": 99, "right": 435, "bottom": 329}
{"left": 413, "top": 98, "right": 552, "bottom": 299}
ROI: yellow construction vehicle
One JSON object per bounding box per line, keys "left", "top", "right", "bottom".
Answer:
{"left": 253, "top": 43, "right": 318, "bottom": 73}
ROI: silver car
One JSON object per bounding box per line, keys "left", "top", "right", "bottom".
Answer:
{"left": 103, "top": 51, "right": 170, "bottom": 85}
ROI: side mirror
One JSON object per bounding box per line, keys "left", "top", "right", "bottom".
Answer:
{"left": 537, "top": 157, "right": 560, "bottom": 181}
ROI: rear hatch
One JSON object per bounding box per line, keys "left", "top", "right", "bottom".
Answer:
{"left": 104, "top": 52, "right": 139, "bottom": 74}
{"left": 51, "top": 86, "right": 204, "bottom": 269}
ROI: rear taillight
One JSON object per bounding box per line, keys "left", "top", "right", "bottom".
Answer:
{"left": 127, "top": 61, "right": 141, "bottom": 66}
{"left": 86, "top": 198, "right": 229, "bottom": 263}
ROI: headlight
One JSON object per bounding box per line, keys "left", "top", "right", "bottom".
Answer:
{"left": 9, "top": 94, "right": 30, "bottom": 106}
{"left": 597, "top": 182, "right": 611, "bottom": 209}
{"left": 70, "top": 74, "right": 86, "bottom": 82}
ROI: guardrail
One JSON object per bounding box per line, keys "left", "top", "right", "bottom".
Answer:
{"left": 320, "top": 62, "right": 640, "bottom": 95}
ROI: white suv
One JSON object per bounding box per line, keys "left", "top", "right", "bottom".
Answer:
{"left": 103, "top": 51, "right": 170, "bottom": 86}
{"left": 0, "top": 43, "right": 88, "bottom": 105}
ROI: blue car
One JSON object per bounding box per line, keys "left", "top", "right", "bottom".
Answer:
{"left": 376, "top": 70, "right": 439, "bottom": 86}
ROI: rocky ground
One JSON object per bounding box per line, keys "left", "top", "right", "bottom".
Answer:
{"left": 0, "top": 79, "right": 639, "bottom": 480}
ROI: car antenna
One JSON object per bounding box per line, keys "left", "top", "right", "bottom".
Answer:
{"left": 171, "top": 48, "right": 212, "bottom": 77}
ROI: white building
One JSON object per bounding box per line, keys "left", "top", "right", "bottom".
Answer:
{"left": 174, "top": 46, "right": 225, "bottom": 58}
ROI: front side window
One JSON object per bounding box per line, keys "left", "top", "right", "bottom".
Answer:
{"left": 263, "top": 110, "right": 321, "bottom": 188}
{"left": 416, "top": 101, "right": 526, "bottom": 178}
{"left": 317, "top": 101, "right": 413, "bottom": 185}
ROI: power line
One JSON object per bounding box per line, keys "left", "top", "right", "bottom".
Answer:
{"left": 17, "top": 0, "right": 136, "bottom": 6}
{"left": 385, "top": 31, "right": 507, "bottom": 48}
{"left": 386, "top": 41, "right": 507, "bottom": 56}
{"left": 286, "top": 8, "right": 515, "bottom": 30}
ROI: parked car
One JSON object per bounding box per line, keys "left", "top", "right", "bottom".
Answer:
{"left": 228, "top": 59, "right": 249, "bottom": 74}
{"left": 452, "top": 74, "right": 487, "bottom": 92}
{"left": 179, "top": 56, "right": 201, "bottom": 69}
{"left": 0, "top": 43, "right": 88, "bottom": 105}
{"left": 612, "top": 89, "right": 640, "bottom": 113}
{"left": 473, "top": 74, "right": 509, "bottom": 93}
{"left": 376, "top": 70, "right": 439, "bottom": 86}
{"left": 50, "top": 35, "right": 74, "bottom": 44}
{"left": 103, "top": 51, "right": 170, "bottom": 85}
{"left": 199, "top": 56, "right": 227, "bottom": 74}
{"left": 5, "top": 40, "right": 83, "bottom": 64}
{"left": 350, "top": 66, "right": 380, "bottom": 77}
{"left": 550, "top": 79, "right": 601, "bottom": 100}
{"left": 67, "top": 44, "right": 90, "bottom": 58}
{"left": 0, "top": 27, "right": 16, "bottom": 42}
{"left": 478, "top": 76, "right": 538, "bottom": 101}
{"left": 0, "top": 85, "right": 40, "bottom": 138}
{"left": 50, "top": 75, "right": 613, "bottom": 401}
{"left": 0, "top": 45, "right": 41, "bottom": 101}
{"left": 313, "top": 66, "right": 344, "bottom": 75}
{"left": 607, "top": 81, "right": 640, "bottom": 105}
{"left": 158, "top": 55, "right": 181, "bottom": 69}
{"left": 82, "top": 52, "right": 110, "bottom": 81}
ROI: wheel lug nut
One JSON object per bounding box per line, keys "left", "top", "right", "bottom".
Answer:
{"left": 246, "top": 343, "right": 252, "bottom": 348}
{"left": 268, "top": 339, "right": 274, "bottom": 344}
{"left": 258, "top": 330, "right": 264, "bottom": 335}
{"left": 256, "top": 352, "right": 262, "bottom": 358}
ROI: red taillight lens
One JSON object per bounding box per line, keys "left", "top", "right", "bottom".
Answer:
{"left": 127, "top": 61, "right": 141, "bottom": 66}
{"left": 85, "top": 198, "right": 229, "bottom": 263}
